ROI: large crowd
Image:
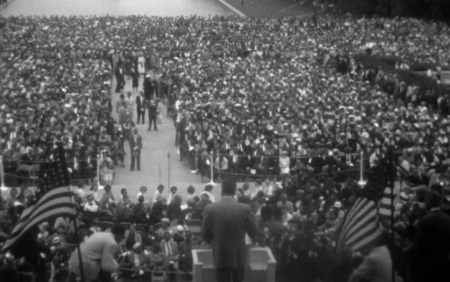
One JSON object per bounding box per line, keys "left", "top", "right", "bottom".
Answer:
{"left": 0, "top": 11, "right": 450, "bottom": 282}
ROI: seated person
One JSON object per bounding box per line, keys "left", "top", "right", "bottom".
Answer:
{"left": 120, "top": 242, "right": 150, "bottom": 280}
{"left": 83, "top": 192, "right": 99, "bottom": 215}
{"left": 159, "top": 231, "right": 179, "bottom": 263}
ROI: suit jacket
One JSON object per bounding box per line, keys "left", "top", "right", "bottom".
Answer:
{"left": 129, "top": 133, "right": 142, "bottom": 152}
{"left": 69, "top": 232, "right": 120, "bottom": 281}
{"left": 349, "top": 245, "right": 392, "bottom": 282}
{"left": 160, "top": 240, "right": 179, "bottom": 258}
{"left": 178, "top": 240, "right": 193, "bottom": 271}
{"left": 410, "top": 209, "right": 450, "bottom": 282}
{"left": 136, "top": 96, "right": 145, "bottom": 112}
{"left": 201, "top": 197, "right": 258, "bottom": 268}
{"left": 147, "top": 101, "right": 157, "bottom": 118}
{"left": 143, "top": 78, "right": 155, "bottom": 100}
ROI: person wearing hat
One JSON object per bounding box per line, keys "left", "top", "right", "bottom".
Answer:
{"left": 121, "top": 241, "right": 150, "bottom": 282}
{"left": 201, "top": 178, "right": 258, "bottom": 282}
{"left": 68, "top": 224, "right": 126, "bottom": 282}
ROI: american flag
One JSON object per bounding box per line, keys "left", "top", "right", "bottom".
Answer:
{"left": 337, "top": 157, "right": 390, "bottom": 253}
{"left": 2, "top": 144, "right": 76, "bottom": 251}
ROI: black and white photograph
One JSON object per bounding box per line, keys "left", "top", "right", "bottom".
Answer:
{"left": 0, "top": 0, "right": 449, "bottom": 282}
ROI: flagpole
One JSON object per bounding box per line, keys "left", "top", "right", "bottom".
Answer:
{"left": 72, "top": 210, "right": 86, "bottom": 282}
{"left": 168, "top": 153, "right": 171, "bottom": 189}
{"left": 358, "top": 150, "right": 367, "bottom": 187}
{"left": 159, "top": 164, "right": 161, "bottom": 185}
{"left": 388, "top": 145, "right": 396, "bottom": 282}
{"left": 0, "top": 156, "right": 8, "bottom": 191}
{"left": 208, "top": 151, "right": 215, "bottom": 186}
{"left": 97, "top": 154, "right": 103, "bottom": 190}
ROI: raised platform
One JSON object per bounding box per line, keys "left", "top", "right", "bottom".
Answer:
{"left": 192, "top": 247, "right": 276, "bottom": 282}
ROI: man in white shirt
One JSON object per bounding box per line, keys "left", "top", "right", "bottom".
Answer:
{"left": 84, "top": 193, "right": 99, "bottom": 214}
{"left": 167, "top": 186, "right": 178, "bottom": 204}
{"left": 136, "top": 186, "right": 148, "bottom": 202}
{"left": 200, "top": 184, "right": 215, "bottom": 203}
{"left": 151, "top": 184, "right": 164, "bottom": 205}
{"left": 74, "top": 182, "right": 86, "bottom": 202}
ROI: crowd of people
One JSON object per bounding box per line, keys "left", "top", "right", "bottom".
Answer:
{"left": 0, "top": 19, "right": 117, "bottom": 186}
{"left": 0, "top": 11, "right": 450, "bottom": 282}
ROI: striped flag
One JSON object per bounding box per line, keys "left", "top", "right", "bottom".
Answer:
{"left": 2, "top": 144, "right": 76, "bottom": 252}
{"left": 378, "top": 185, "right": 396, "bottom": 223}
{"left": 397, "top": 159, "right": 410, "bottom": 180}
{"left": 337, "top": 158, "right": 388, "bottom": 253}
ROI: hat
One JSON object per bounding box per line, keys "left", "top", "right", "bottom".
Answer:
{"left": 334, "top": 201, "right": 342, "bottom": 209}
{"left": 133, "top": 242, "right": 141, "bottom": 250}
{"left": 52, "top": 236, "right": 61, "bottom": 245}
{"left": 101, "top": 221, "right": 115, "bottom": 229}
{"left": 161, "top": 218, "right": 170, "bottom": 224}
{"left": 400, "top": 192, "right": 409, "bottom": 201}
{"left": 39, "top": 222, "right": 49, "bottom": 230}
{"left": 13, "top": 201, "right": 23, "bottom": 207}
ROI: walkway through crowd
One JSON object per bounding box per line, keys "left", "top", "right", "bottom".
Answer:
{"left": 109, "top": 77, "right": 217, "bottom": 202}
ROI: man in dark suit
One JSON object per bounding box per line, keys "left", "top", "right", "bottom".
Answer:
{"left": 147, "top": 99, "right": 158, "bottom": 131}
{"left": 115, "top": 63, "right": 125, "bottom": 93}
{"left": 136, "top": 92, "right": 146, "bottom": 124}
{"left": 410, "top": 189, "right": 450, "bottom": 282}
{"left": 201, "top": 178, "right": 259, "bottom": 282}
{"left": 129, "top": 128, "right": 142, "bottom": 171}
{"left": 143, "top": 75, "right": 155, "bottom": 101}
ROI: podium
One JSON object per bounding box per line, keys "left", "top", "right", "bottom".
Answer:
{"left": 192, "top": 247, "right": 276, "bottom": 282}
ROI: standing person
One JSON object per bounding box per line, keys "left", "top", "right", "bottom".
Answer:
{"left": 129, "top": 128, "right": 142, "bottom": 171}
{"left": 115, "top": 63, "right": 125, "bottom": 93}
{"left": 143, "top": 74, "right": 155, "bottom": 101}
{"left": 126, "top": 92, "right": 134, "bottom": 124}
{"left": 167, "top": 186, "right": 178, "bottom": 204}
{"left": 410, "top": 189, "right": 450, "bottom": 282}
{"left": 152, "top": 184, "right": 165, "bottom": 205}
{"left": 68, "top": 225, "right": 126, "bottom": 282}
{"left": 116, "top": 94, "right": 128, "bottom": 126}
{"left": 136, "top": 91, "right": 146, "bottom": 125}
{"left": 137, "top": 53, "right": 146, "bottom": 78}
{"left": 156, "top": 98, "right": 162, "bottom": 124}
{"left": 147, "top": 99, "right": 158, "bottom": 131}
{"left": 348, "top": 231, "right": 394, "bottom": 282}
{"left": 201, "top": 178, "right": 259, "bottom": 282}
{"left": 130, "top": 65, "right": 139, "bottom": 92}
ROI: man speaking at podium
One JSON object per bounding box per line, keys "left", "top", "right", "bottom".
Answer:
{"left": 201, "top": 178, "right": 259, "bottom": 282}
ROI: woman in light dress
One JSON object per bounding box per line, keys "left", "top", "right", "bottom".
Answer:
{"left": 137, "top": 53, "right": 146, "bottom": 77}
